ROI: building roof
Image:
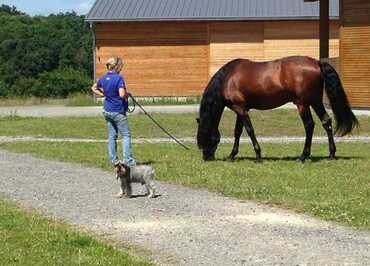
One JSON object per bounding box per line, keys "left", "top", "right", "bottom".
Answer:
{"left": 86, "top": 0, "right": 339, "bottom": 22}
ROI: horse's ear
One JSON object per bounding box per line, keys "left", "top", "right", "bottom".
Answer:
{"left": 196, "top": 118, "right": 200, "bottom": 124}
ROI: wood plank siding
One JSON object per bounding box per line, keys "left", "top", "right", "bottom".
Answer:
{"left": 209, "top": 22, "right": 265, "bottom": 76}
{"left": 95, "top": 22, "right": 209, "bottom": 96}
{"left": 264, "top": 21, "right": 339, "bottom": 60}
{"left": 340, "top": 0, "right": 370, "bottom": 108}
{"left": 95, "top": 21, "right": 339, "bottom": 96}
{"left": 209, "top": 21, "right": 339, "bottom": 77}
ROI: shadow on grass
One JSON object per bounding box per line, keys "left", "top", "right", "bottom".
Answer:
{"left": 129, "top": 194, "right": 161, "bottom": 199}
{"left": 217, "top": 155, "right": 363, "bottom": 163}
{"left": 137, "top": 160, "right": 156, "bottom": 165}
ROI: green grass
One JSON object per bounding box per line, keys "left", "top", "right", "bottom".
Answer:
{"left": 128, "top": 96, "right": 201, "bottom": 106}
{"left": 1, "top": 141, "right": 369, "bottom": 230}
{"left": 0, "top": 199, "right": 153, "bottom": 266}
{"left": 0, "top": 96, "right": 68, "bottom": 106}
{"left": 0, "top": 93, "right": 100, "bottom": 107}
{"left": 0, "top": 95, "right": 201, "bottom": 107}
{"left": 65, "top": 93, "right": 102, "bottom": 107}
{"left": 1, "top": 109, "right": 370, "bottom": 139}
{"left": 65, "top": 95, "right": 200, "bottom": 106}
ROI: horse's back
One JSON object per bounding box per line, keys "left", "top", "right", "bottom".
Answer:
{"left": 222, "top": 56, "right": 322, "bottom": 110}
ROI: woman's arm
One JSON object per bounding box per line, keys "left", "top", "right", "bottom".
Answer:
{"left": 119, "top": 87, "right": 130, "bottom": 100}
{"left": 91, "top": 83, "right": 104, "bottom": 97}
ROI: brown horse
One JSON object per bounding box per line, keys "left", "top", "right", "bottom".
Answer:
{"left": 197, "top": 56, "right": 358, "bottom": 162}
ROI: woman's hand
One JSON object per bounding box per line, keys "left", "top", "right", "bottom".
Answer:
{"left": 124, "top": 91, "right": 131, "bottom": 101}
{"left": 91, "top": 83, "right": 104, "bottom": 97}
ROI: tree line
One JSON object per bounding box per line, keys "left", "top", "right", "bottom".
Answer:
{"left": 0, "top": 4, "right": 93, "bottom": 97}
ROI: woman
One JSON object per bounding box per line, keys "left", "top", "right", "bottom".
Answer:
{"left": 91, "top": 56, "right": 136, "bottom": 166}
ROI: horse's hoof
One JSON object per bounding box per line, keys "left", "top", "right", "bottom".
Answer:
{"left": 296, "top": 157, "right": 306, "bottom": 163}
{"left": 226, "top": 155, "right": 235, "bottom": 161}
{"left": 328, "top": 155, "right": 336, "bottom": 160}
{"left": 255, "top": 158, "right": 263, "bottom": 163}
{"left": 114, "top": 192, "right": 124, "bottom": 198}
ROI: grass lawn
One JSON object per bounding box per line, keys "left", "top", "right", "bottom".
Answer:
{"left": 0, "top": 94, "right": 100, "bottom": 107}
{"left": 1, "top": 109, "right": 370, "bottom": 139}
{"left": 0, "top": 199, "right": 153, "bottom": 266}
{"left": 1, "top": 109, "right": 369, "bottom": 263}
{"left": 1, "top": 141, "right": 369, "bottom": 230}
{"left": 0, "top": 94, "right": 200, "bottom": 107}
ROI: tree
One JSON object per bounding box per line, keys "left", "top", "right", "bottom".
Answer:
{"left": 0, "top": 6, "right": 93, "bottom": 97}
{"left": 0, "top": 4, "right": 25, "bottom": 16}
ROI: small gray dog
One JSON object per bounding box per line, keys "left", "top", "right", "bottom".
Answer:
{"left": 114, "top": 161, "right": 156, "bottom": 198}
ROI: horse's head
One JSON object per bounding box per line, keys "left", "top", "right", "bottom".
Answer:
{"left": 196, "top": 61, "right": 230, "bottom": 161}
{"left": 196, "top": 117, "right": 221, "bottom": 161}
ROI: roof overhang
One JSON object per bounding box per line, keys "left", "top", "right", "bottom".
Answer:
{"left": 85, "top": 16, "right": 339, "bottom": 23}
{"left": 85, "top": 0, "right": 339, "bottom": 23}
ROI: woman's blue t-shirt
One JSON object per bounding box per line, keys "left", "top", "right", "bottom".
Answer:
{"left": 97, "top": 71, "right": 128, "bottom": 113}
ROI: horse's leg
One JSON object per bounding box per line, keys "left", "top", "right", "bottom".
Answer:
{"left": 228, "top": 115, "right": 243, "bottom": 160}
{"left": 297, "top": 104, "right": 315, "bottom": 162}
{"left": 312, "top": 102, "right": 336, "bottom": 160}
{"left": 241, "top": 114, "right": 262, "bottom": 163}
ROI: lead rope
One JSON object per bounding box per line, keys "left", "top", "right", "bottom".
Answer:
{"left": 127, "top": 94, "right": 190, "bottom": 150}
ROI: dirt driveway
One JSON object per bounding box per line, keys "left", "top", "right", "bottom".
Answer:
{"left": 1, "top": 150, "right": 369, "bottom": 265}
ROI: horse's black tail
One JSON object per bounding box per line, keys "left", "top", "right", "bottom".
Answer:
{"left": 319, "top": 62, "right": 358, "bottom": 136}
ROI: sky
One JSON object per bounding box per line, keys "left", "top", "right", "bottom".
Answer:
{"left": 0, "top": 0, "right": 95, "bottom": 16}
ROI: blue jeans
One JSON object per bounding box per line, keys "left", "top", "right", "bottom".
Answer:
{"left": 103, "top": 111, "right": 136, "bottom": 166}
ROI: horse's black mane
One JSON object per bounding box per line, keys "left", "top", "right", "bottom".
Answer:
{"left": 197, "top": 59, "right": 241, "bottom": 149}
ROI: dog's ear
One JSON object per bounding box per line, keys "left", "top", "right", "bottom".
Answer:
{"left": 114, "top": 160, "right": 121, "bottom": 168}
{"left": 122, "top": 162, "right": 130, "bottom": 170}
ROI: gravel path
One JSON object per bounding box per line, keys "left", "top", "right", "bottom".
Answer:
{"left": 1, "top": 150, "right": 370, "bottom": 265}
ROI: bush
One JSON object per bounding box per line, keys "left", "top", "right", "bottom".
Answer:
{"left": 0, "top": 80, "right": 8, "bottom": 96}
{"left": 31, "top": 68, "right": 92, "bottom": 97}
{"left": 9, "top": 77, "right": 37, "bottom": 96}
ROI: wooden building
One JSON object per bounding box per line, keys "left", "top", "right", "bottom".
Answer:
{"left": 340, "top": 0, "right": 370, "bottom": 108}
{"left": 86, "top": 0, "right": 340, "bottom": 97}
{"left": 308, "top": 0, "right": 370, "bottom": 108}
